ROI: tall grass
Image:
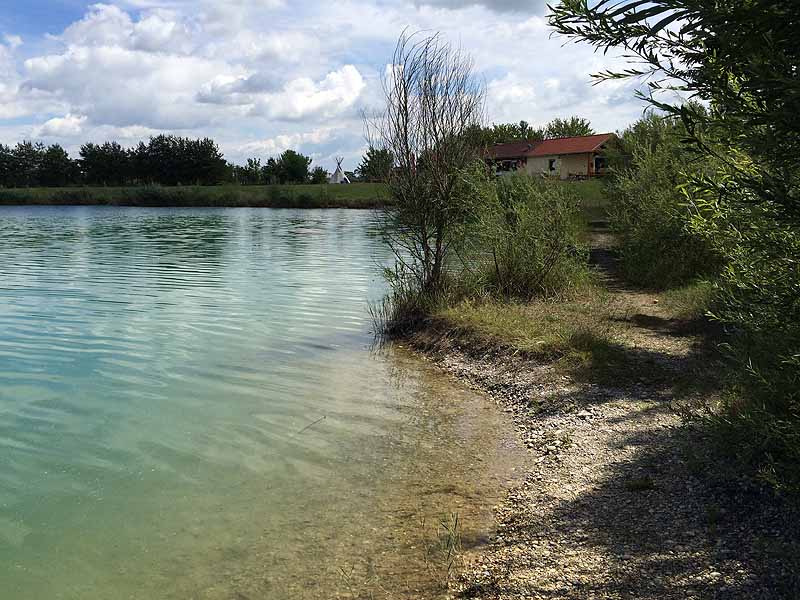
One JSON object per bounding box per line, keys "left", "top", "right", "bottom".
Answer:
{"left": 0, "top": 183, "right": 389, "bottom": 208}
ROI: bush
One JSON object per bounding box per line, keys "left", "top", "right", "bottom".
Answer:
{"left": 607, "top": 114, "right": 722, "bottom": 289}
{"left": 689, "top": 175, "right": 800, "bottom": 491}
{"left": 470, "top": 173, "right": 588, "bottom": 300}
{"left": 375, "top": 167, "right": 590, "bottom": 336}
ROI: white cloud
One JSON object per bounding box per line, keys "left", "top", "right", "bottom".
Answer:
{"left": 413, "top": 0, "right": 547, "bottom": 13}
{"left": 197, "top": 65, "right": 365, "bottom": 122}
{"left": 59, "top": 3, "right": 192, "bottom": 53}
{"left": 3, "top": 35, "right": 23, "bottom": 50}
{"left": 257, "top": 65, "right": 366, "bottom": 121}
{"left": 236, "top": 127, "right": 339, "bottom": 157}
{"left": 2, "top": 0, "right": 649, "bottom": 170}
{"left": 35, "top": 114, "right": 88, "bottom": 137}
{"left": 24, "top": 45, "right": 246, "bottom": 129}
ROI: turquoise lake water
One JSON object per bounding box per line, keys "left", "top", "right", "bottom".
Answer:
{"left": 0, "top": 207, "right": 520, "bottom": 599}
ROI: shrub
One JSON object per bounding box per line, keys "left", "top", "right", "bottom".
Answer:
{"left": 606, "top": 114, "right": 722, "bottom": 289}
{"left": 469, "top": 173, "right": 588, "bottom": 300}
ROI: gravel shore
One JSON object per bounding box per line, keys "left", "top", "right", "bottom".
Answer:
{"left": 405, "top": 288, "right": 800, "bottom": 599}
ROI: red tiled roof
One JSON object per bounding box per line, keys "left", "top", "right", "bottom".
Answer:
{"left": 487, "top": 133, "right": 614, "bottom": 159}
{"left": 487, "top": 140, "right": 540, "bottom": 160}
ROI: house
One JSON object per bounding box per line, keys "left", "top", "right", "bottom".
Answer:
{"left": 486, "top": 133, "right": 614, "bottom": 179}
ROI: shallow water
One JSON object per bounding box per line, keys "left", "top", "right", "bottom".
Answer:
{"left": 0, "top": 207, "right": 521, "bottom": 599}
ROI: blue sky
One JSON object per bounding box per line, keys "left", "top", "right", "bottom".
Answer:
{"left": 0, "top": 0, "right": 647, "bottom": 170}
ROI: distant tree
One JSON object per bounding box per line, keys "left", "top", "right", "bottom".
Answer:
{"left": 190, "top": 137, "right": 228, "bottom": 185}
{"left": 38, "top": 144, "right": 76, "bottom": 187}
{"left": 310, "top": 166, "right": 329, "bottom": 184}
{"left": 277, "top": 149, "right": 311, "bottom": 184}
{"left": 241, "top": 158, "right": 262, "bottom": 185}
{"left": 0, "top": 144, "right": 14, "bottom": 187}
{"left": 356, "top": 146, "right": 394, "bottom": 182}
{"left": 467, "top": 121, "right": 546, "bottom": 147}
{"left": 261, "top": 158, "right": 281, "bottom": 185}
{"left": 545, "top": 117, "right": 594, "bottom": 138}
{"left": 12, "top": 141, "right": 45, "bottom": 187}
{"left": 80, "top": 142, "right": 130, "bottom": 185}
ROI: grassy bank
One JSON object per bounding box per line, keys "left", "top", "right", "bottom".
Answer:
{"left": 427, "top": 280, "right": 716, "bottom": 387}
{"left": 0, "top": 183, "right": 389, "bottom": 208}
{"left": 557, "top": 178, "right": 607, "bottom": 222}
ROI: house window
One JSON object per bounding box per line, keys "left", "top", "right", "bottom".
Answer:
{"left": 548, "top": 159, "right": 557, "bottom": 172}
{"left": 594, "top": 156, "right": 608, "bottom": 172}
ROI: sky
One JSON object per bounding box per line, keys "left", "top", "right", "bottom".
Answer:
{"left": 0, "top": 0, "right": 649, "bottom": 171}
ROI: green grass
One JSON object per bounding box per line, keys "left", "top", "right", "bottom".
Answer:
{"left": 660, "top": 280, "right": 715, "bottom": 320}
{"left": 544, "top": 178, "right": 609, "bottom": 222}
{"left": 431, "top": 280, "right": 713, "bottom": 388}
{"left": 0, "top": 183, "right": 390, "bottom": 208}
{"left": 434, "top": 287, "right": 636, "bottom": 384}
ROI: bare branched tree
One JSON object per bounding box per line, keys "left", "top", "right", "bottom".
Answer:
{"left": 368, "top": 31, "right": 485, "bottom": 298}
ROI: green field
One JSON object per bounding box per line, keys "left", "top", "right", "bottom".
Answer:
{"left": 0, "top": 183, "right": 390, "bottom": 209}
{"left": 554, "top": 178, "right": 608, "bottom": 222}
{"left": 0, "top": 179, "right": 607, "bottom": 215}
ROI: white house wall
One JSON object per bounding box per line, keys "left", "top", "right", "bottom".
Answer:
{"left": 559, "top": 154, "right": 589, "bottom": 178}
{"left": 520, "top": 153, "right": 591, "bottom": 179}
{"left": 524, "top": 156, "right": 555, "bottom": 176}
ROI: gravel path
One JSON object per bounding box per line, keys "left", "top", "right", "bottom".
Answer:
{"left": 408, "top": 231, "right": 799, "bottom": 599}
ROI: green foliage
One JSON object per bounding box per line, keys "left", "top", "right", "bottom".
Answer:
{"left": 0, "top": 183, "right": 388, "bottom": 208}
{"left": 466, "top": 120, "right": 545, "bottom": 148}
{"left": 277, "top": 149, "right": 312, "bottom": 184}
{"left": 467, "top": 116, "right": 595, "bottom": 149}
{"left": 310, "top": 166, "right": 329, "bottom": 184}
{"left": 0, "top": 142, "right": 78, "bottom": 188}
{"left": 468, "top": 173, "right": 588, "bottom": 300}
{"left": 550, "top": 0, "right": 800, "bottom": 489}
{"left": 235, "top": 158, "right": 262, "bottom": 185}
{"left": 607, "top": 113, "right": 722, "bottom": 289}
{"left": 129, "top": 135, "right": 227, "bottom": 185}
{"left": 545, "top": 116, "right": 594, "bottom": 138}
{"left": 660, "top": 281, "right": 715, "bottom": 321}
{"left": 356, "top": 146, "right": 393, "bottom": 182}
{"left": 38, "top": 144, "right": 77, "bottom": 187}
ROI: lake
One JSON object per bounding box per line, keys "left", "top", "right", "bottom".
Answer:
{"left": 0, "top": 207, "right": 521, "bottom": 599}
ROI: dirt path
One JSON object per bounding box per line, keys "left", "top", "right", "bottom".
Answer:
{"left": 411, "top": 229, "right": 799, "bottom": 599}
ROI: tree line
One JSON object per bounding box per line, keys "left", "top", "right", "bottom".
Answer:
{"left": 0, "top": 136, "right": 339, "bottom": 188}
{"left": 468, "top": 116, "right": 595, "bottom": 147}
{"left": 0, "top": 115, "right": 598, "bottom": 189}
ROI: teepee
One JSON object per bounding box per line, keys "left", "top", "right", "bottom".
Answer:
{"left": 330, "top": 157, "right": 350, "bottom": 184}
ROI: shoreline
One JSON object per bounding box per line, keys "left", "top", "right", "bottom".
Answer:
{"left": 0, "top": 183, "right": 390, "bottom": 209}
{"left": 399, "top": 295, "right": 800, "bottom": 598}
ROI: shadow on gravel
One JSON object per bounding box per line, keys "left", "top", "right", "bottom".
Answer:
{"left": 563, "top": 330, "right": 720, "bottom": 397}
{"left": 459, "top": 406, "right": 800, "bottom": 600}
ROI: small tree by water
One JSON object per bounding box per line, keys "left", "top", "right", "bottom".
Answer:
{"left": 367, "top": 31, "right": 485, "bottom": 327}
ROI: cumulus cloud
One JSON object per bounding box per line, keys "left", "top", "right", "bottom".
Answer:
{"left": 35, "top": 114, "right": 88, "bottom": 137}
{"left": 3, "top": 35, "right": 23, "bottom": 50}
{"left": 257, "top": 66, "right": 366, "bottom": 121}
{"left": 2, "top": 0, "right": 648, "bottom": 169}
{"left": 60, "top": 4, "right": 193, "bottom": 53}
{"left": 198, "top": 65, "right": 365, "bottom": 121}
{"left": 236, "top": 127, "right": 339, "bottom": 156}
{"left": 24, "top": 45, "right": 245, "bottom": 129}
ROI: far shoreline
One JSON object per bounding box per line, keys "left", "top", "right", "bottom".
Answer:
{"left": 0, "top": 182, "right": 391, "bottom": 209}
